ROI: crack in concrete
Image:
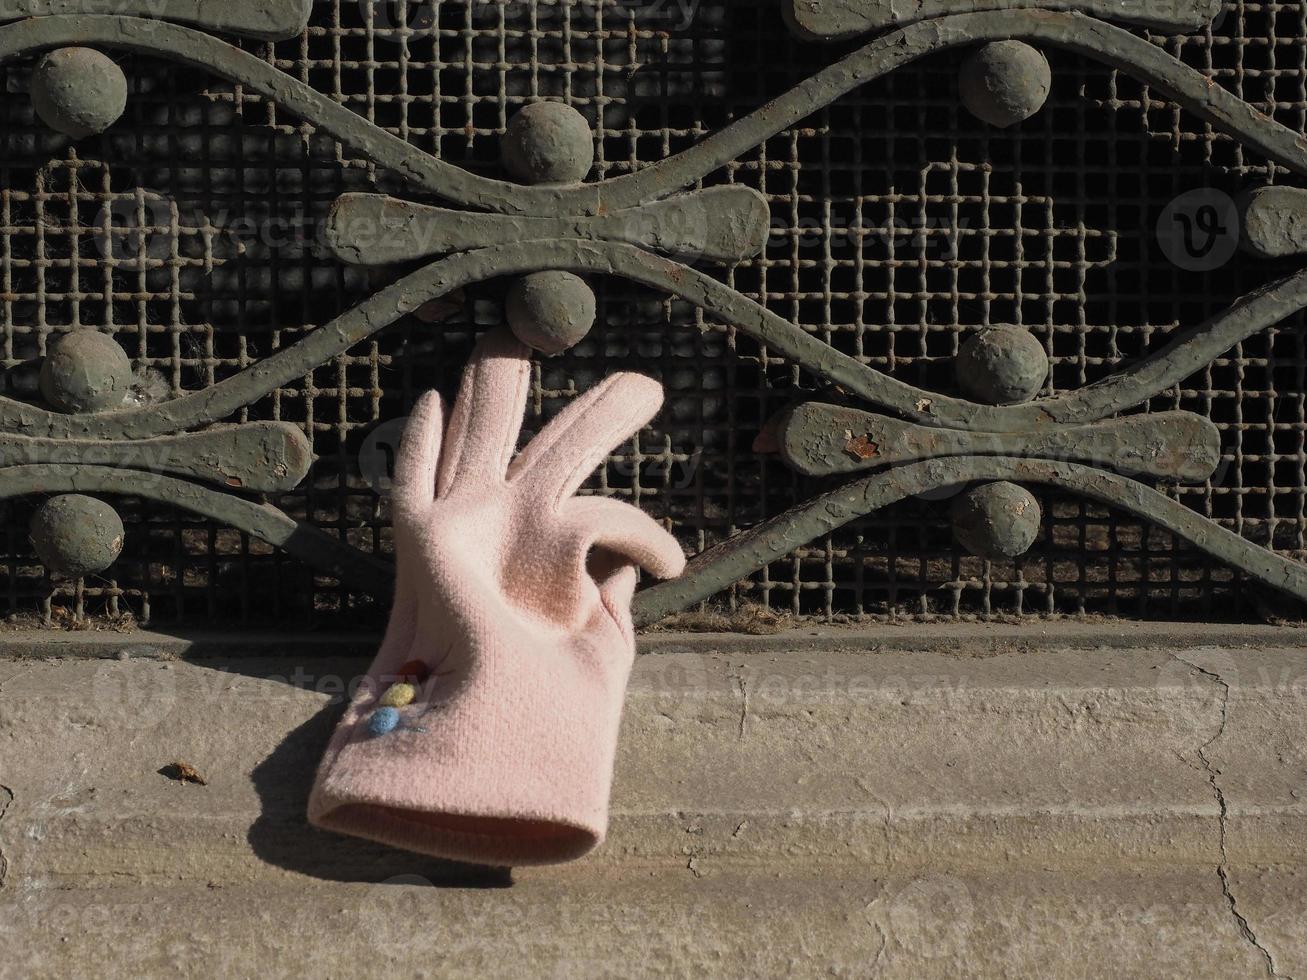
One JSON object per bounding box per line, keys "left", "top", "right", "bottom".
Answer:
{"left": 0, "top": 784, "right": 12, "bottom": 890}
{"left": 728, "top": 664, "right": 749, "bottom": 739}
{"left": 0, "top": 666, "right": 32, "bottom": 700}
{"left": 1172, "top": 653, "right": 1290, "bottom": 980}
{"left": 0, "top": 667, "right": 30, "bottom": 894}
{"left": 848, "top": 771, "right": 895, "bottom": 858}
{"left": 868, "top": 921, "right": 888, "bottom": 974}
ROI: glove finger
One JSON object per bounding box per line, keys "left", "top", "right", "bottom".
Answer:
{"left": 509, "top": 372, "right": 663, "bottom": 502}
{"left": 438, "top": 326, "right": 533, "bottom": 494}
{"left": 591, "top": 557, "right": 639, "bottom": 639}
{"left": 391, "top": 390, "right": 444, "bottom": 512}
{"left": 597, "top": 561, "right": 639, "bottom": 609}
{"left": 563, "top": 496, "right": 686, "bottom": 581}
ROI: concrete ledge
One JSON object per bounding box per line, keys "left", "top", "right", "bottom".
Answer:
{"left": 3, "top": 636, "right": 1307, "bottom": 975}
{"left": 6, "top": 619, "right": 1307, "bottom": 658}
{"left": 2, "top": 871, "right": 1297, "bottom": 979}
{"left": 3, "top": 644, "right": 1306, "bottom": 879}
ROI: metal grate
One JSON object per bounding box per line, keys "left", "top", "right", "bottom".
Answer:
{"left": 1, "top": 0, "right": 1305, "bottom": 627}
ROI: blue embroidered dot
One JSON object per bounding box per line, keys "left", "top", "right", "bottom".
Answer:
{"left": 368, "top": 707, "right": 401, "bottom": 736}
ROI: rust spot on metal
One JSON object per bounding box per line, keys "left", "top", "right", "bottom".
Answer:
{"left": 845, "top": 434, "right": 880, "bottom": 460}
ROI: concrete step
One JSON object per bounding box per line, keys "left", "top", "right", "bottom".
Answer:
{"left": 3, "top": 870, "right": 1302, "bottom": 979}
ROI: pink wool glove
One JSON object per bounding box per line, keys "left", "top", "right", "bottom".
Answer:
{"left": 308, "top": 327, "right": 685, "bottom": 865}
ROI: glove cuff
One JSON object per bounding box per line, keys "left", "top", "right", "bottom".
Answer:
{"left": 307, "top": 636, "right": 633, "bottom": 866}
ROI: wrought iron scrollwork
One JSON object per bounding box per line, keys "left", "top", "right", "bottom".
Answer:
{"left": 2, "top": 5, "right": 1307, "bottom": 621}
{"left": 785, "top": 0, "right": 1223, "bottom": 41}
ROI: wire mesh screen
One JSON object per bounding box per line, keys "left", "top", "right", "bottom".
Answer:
{"left": 0, "top": 0, "right": 1303, "bottom": 627}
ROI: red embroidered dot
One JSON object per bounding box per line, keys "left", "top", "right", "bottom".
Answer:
{"left": 395, "top": 659, "right": 430, "bottom": 683}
